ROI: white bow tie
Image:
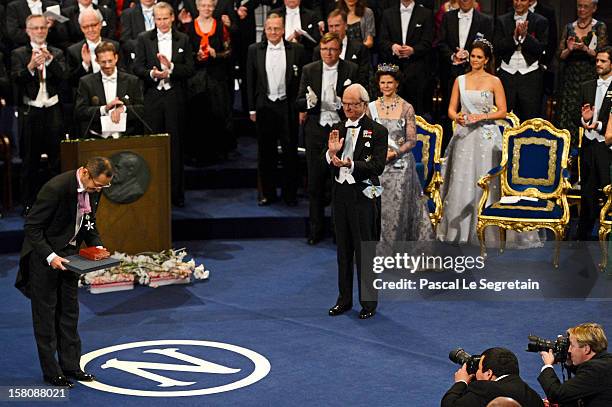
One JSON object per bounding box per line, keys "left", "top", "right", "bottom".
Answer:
{"left": 400, "top": 5, "right": 412, "bottom": 13}
{"left": 598, "top": 79, "right": 610, "bottom": 88}
{"left": 158, "top": 33, "right": 171, "bottom": 41}
{"left": 323, "top": 65, "right": 337, "bottom": 72}
{"left": 514, "top": 14, "right": 527, "bottom": 21}
{"left": 345, "top": 120, "right": 360, "bottom": 128}
{"left": 102, "top": 75, "right": 116, "bottom": 83}
{"left": 458, "top": 11, "right": 472, "bottom": 19}
{"left": 286, "top": 8, "right": 299, "bottom": 16}
{"left": 268, "top": 44, "right": 283, "bottom": 51}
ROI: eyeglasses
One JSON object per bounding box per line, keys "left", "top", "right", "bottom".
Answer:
{"left": 80, "top": 22, "right": 101, "bottom": 30}
{"left": 342, "top": 101, "right": 364, "bottom": 108}
{"left": 320, "top": 47, "right": 340, "bottom": 53}
{"left": 89, "top": 173, "right": 112, "bottom": 189}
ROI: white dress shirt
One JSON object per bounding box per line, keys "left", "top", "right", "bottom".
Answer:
{"left": 458, "top": 8, "right": 473, "bottom": 50}
{"left": 142, "top": 6, "right": 155, "bottom": 31}
{"left": 340, "top": 36, "right": 348, "bottom": 60}
{"left": 99, "top": 68, "right": 123, "bottom": 139}
{"left": 84, "top": 39, "right": 102, "bottom": 73}
{"left": 319, "top": 62, "right": 341, "bottom": 127}
{"left": 500, "top": 13, "right": 539, "bottom": 75}
{"left": 27, "top": 0, "right": 43, "bottom": 15}
{"left": 265, "top": 41, "right": 287, "bottom": 101}
{"left": 400, "top": 1, "right": 415, "bottom": 45}
{"left": 285, "top": 7, "right": 302, "bottom": 41}
{"left": 584, "top": 77, "right": 612, "bottom": 143}
{"left": 26, "top": 42, "right": 59, "bottom": 108}
{"left": 325, "top": 114, "right": 365, "bottom": 184}
{"left": 155, "top": 29, "right": 173, "bottom": 90}
{"left": 78, "top": 3, "right": 94, "bottom": 13}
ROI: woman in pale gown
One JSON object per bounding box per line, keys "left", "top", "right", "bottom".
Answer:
{"left": 436, "top": 39, "right": 540, "bottom": 247}
{"left": 367, "top": 64, "right": 433, "bottom": 243}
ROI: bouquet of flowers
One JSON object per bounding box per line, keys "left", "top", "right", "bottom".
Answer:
{"left": 79, "top": 248, "right": 210, "bottom": 292}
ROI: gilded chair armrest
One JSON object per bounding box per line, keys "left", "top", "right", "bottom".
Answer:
{"left": 478, "top": 165, "right": 504, "bottom": 189}
{"left": 561, "top": 168, "right": 572, "bottom": 193}
{"left": 477, "top": 165, "right": 506, "bottom": 216}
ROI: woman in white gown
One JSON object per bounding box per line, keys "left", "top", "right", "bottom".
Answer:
{"left": 436, "top": 39, "right": 540, "bottom": 247}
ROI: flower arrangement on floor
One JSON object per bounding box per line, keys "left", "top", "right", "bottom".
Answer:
{"left": 79, "top": 248, "right": 210, "bottom": 293}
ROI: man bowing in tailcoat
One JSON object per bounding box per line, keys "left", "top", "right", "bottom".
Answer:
{"left": 16, "top": 157, "right": 114, "bottom": 387}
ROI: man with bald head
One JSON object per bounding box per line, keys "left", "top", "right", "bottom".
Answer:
{"left": 487, "top": 397, "right": 522, "bottom": 407}
{"left": 325, "top": 83, "right": 387, "bottom": 320}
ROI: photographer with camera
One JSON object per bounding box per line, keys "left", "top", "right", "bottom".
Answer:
{"left": 442, "top": 347, "right": 544, "bottom": 407}
{"left": 537, "top": 323, "right": 612, "bottom": 406}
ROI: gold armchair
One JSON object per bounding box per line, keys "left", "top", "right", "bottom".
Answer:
{"left": 476, "top": 119, "right": 572, "bottom": 267}
{"left": 598, "top": 185, "right": 612, "bottom": 270}
{"left": 414, "top": 116, "right": 444, "bottom": 231}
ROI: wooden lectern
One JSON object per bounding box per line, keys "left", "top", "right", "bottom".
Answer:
{"left": 61, "top": 135, "right": 171, "bottom": 254}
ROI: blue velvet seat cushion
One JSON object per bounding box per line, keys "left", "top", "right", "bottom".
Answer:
{"left": 481, "top": 198, "right": 562, "bottom": 219}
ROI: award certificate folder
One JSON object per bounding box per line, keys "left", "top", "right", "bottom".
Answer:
{"left": 64, "top": 255, "right": 121, "bottom": 274}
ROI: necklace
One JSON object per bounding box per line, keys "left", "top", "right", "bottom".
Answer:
{"left": 379, "top": 96, "right": 400, "bottom": 115}
{"left": 577, "top": 19, "right": 592, "bottom": 30}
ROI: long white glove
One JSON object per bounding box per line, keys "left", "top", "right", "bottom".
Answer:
{"left": 306, "top": 86, "right": 318, "bottom": 109}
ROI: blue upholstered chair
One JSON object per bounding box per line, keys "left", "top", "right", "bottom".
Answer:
{"left": 476, "top": 119, "right": 572, "bottom": 267}
{"left": 598, "top": 185, "right": 612, "bottom": 269}
{"left": 414, "top": 116, "right": 444, "bottom": 231}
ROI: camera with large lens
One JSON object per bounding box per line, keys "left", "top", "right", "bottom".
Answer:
{"left": 449, "top": 348, "right": 482, "bottom": 375}
{"left": 526, "top": 335, "right": 569, "bottom": 364}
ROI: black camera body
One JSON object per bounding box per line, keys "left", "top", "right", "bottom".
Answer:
{"left": 526, "top": 334, "right": 569, "bottom": 364}
{"left": 449, "top": 348, "right": 482, "bottom": 375}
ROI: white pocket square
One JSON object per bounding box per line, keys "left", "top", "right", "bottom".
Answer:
{"left": 351, "top": 54, "right": 357, "bottom": 59}
{"left": 124, "top": 94, "right": 130, "bottom": 100}
{"left": 130, "top": 52, "right": 136, "bottom": 60}
{"left": 308, "top": 24, "right": 312, "bottom": 29}
{"left": 343, "top": 79, "right": 351, "bottom": 86}
{"left": 364, "top": 141, "right": 371, "bottom": 147}
{"left": 102, "top": 20, "right": 107, "bottom": 27}
{"left": 178, "top": 48, "right": 184, "bottom": 53}
{"left": 416, "top": 23, "right": 422, "bottom": 28}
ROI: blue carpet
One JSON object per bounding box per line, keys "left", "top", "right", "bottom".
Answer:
{"left": 2, "top": 238, "right": 612, "bottom": 406}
